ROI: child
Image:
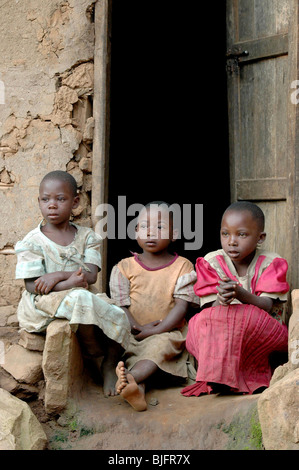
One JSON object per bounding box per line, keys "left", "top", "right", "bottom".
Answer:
{"left": 181, "top": 201, "right": 289, "bottom": 397}
{"left": 15, "top": 170, "right": 131, "bottom": 397}
{"left": 109, "top": 202, "right": 200, "bottom": 411}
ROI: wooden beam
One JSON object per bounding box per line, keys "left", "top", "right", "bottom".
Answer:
{"left": 236, "top": 178, "right": 288, "bottom": 201}
{"left": 232, "top": 33, "right": 288, "bottom": 63}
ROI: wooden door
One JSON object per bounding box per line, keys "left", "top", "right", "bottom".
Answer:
{"left": 226, "top": 0, "right": 298, "bottom": 294}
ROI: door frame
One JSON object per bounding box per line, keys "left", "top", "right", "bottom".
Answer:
{"left": 92, "top": 0, "right": 111, "bottom": 292}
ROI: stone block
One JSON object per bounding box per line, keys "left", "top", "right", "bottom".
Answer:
{"left": 83, "top": 116, "right": 94, "bottom": 142}
{"left": 0, "top": 388, "right": 47, "bottom": 450}
{"left": 0, "top": 367, "right": 41, "bottom": 401}
{"left": 18, "top": 330, "right": 45, "bottom": 352}
{"left": 288, "top": 289, "right": 299, "bottom": 371}
{"left": 42, "top": 319, "right": 84, "bottom": 415}
{"left": 1, "top": 344, "right": 43, "bottom": 384}
{"left": 0, "top": 306, "right": 16, "bottom": 327}
{"left": 258, "top": 368, "right": 299, "bottom": 450}
{"left": 79, "top": 155, "right": 92, "bottom": 173}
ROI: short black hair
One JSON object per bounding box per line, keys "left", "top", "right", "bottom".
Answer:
{"left": 143, "top": 201, "right": 174, "bottom": 222}
{"left": 144, "top": 201, "right": 171, "bottom": 209}
{"left": 40, "top": 170, "right": 78, "bottom": 197}
{"left": 223, "top": 201, "right": 265, "bottom": 231}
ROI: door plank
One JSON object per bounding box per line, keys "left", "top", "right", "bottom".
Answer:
{"left": 230, "top": 33, "right": 288, "bottom": 63}
{"left": 236, "top": 178, "right": 288, "bottom": 201}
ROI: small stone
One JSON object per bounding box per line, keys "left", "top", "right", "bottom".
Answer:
{"left": 149, "top": 397, "right": 159, "bottom": 406}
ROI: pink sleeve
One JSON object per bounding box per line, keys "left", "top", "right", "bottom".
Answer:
{"left": 193, "top": 257, "right": 220, "bottom": 297}
{"left": 255, "top": 258, "right": 289, "bottom": 296}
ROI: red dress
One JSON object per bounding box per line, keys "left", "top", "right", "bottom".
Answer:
{"left": 181, "top": 249, "right": 289, "bottom": 397}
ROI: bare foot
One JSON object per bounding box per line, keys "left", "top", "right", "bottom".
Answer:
{"left": 116, "top": 361, "right": 127, "bottom": 393}
{"left": 101, "top": 358, "right": 118, "bottom": 397}
{"left": 115, "top": 361, "right": 147, "bottom": 411}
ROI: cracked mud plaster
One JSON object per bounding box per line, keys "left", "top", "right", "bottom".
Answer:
{"left": 35, "top": 1, "right": 72, "bottom": 58}
{"left": 27, "top": 1, "right": 95, "bottom": 63}
{"left": 0, "top": 60, "right": 94, "bottom": 307}
{"left": 1, "top": 60, "right": 94, "bottom": 176}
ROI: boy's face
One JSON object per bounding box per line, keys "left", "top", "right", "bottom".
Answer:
{"left": 220, "top": 209, "right": 266, "bottom": 265}
{"left": 135, "top": 205, "right": 175, "bottom": 254}
{"left": 38, "top": 178, "right": 79, "bottom": 225}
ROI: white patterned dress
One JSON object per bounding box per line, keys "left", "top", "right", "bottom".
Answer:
{"left": 15, "top": 222, "right": 131, "bottom": 349}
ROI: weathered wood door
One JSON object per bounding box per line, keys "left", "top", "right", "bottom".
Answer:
{"left": 226, "top": 0, "right": 298, "bottom": 293}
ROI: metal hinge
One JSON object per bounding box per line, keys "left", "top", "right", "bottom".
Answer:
{"left": 226, "top": 48, "right": 249, "bottom": 74}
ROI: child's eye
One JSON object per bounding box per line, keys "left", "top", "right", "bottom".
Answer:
{"left": 221, "top": 231, "right": 228, "bottom": 237}
{"left": 239, "top": 232, "right": 247, "bottom": 237}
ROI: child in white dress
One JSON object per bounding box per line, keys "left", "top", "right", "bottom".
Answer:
{"left": 15, "top": 170, "right": 130, "bottom": 396}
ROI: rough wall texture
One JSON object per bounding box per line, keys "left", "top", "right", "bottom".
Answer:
{"left": 0, "top": 0, "right": 96, "bottom": 317}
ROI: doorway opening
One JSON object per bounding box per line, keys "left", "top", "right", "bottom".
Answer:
{"left": 106, "top": 1, "right": 230, "bottom": 291}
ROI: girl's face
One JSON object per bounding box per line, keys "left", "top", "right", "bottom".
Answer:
{"left": 220, "top": 209, "right": 266, "bottom": 266}
{"left": 38, "top": 178, "right": 79, "bottom": 226}
{"left": 135, "top": 206, "right": 175, "bottom": 254}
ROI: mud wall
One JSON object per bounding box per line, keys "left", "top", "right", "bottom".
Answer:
{"left": 0, "top": 0, "right": 98, "bottom": 321}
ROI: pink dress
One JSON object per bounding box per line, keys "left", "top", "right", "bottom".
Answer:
{"left": 181, "top": 248, "right": 289, "bottom": 397}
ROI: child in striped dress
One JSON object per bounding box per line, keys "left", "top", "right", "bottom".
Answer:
{"left": 181, "top": 201, "right": 289, "bottom": 397}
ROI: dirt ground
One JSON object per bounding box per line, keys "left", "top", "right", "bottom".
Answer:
{"left": 29, "top": 371, "right": 262, "bottom": 451}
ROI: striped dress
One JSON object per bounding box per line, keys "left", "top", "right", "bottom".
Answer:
{"left": 181, "top": 248, "right": 289, "bottom": 396}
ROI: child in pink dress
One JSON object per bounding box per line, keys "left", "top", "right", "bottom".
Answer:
{"left": 181, "top": 201, "right": 289, "bottom": 397}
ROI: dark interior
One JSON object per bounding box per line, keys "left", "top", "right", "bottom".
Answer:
{"left": 107, "top": 1, "right": 230, "bottom": 290}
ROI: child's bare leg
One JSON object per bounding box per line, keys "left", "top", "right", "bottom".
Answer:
{"left": 77, "top": 325, "right": 123, "bottom": 397}
{"left": 101, "top": 338, "right": 124, "bottom": 397}
{"left": 77, "top": 324, "right": 105, "bottom": 357}
{"left": 115, "top": 359, "right": 158, "bottom": 411}
{"left": 129, "top": 359, "right": 158, "bottom": 384}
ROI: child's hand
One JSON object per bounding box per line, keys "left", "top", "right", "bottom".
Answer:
{"left": 67, "top": 267, "right": 88, "bottom": 290}
{"left": 133, "top": 320, "right": 162, "bottom": 341}
{"left": 217, "top": 276, "right": 239, "bottom": 305}
{"left": 34, "top": 272, "right": 62, "bottom": 295}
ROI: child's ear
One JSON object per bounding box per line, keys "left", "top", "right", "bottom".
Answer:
{"left": 135, "top": 224, "right": 143, "bottom": 240}
{"left": 72, "top": 195, "right": 80, "bottom": 209}
{"left": 258, "top": 232, "right": 266, "bottom": 245}
{"left": 172, "top": 228, "right": 179, "bottom": 242}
